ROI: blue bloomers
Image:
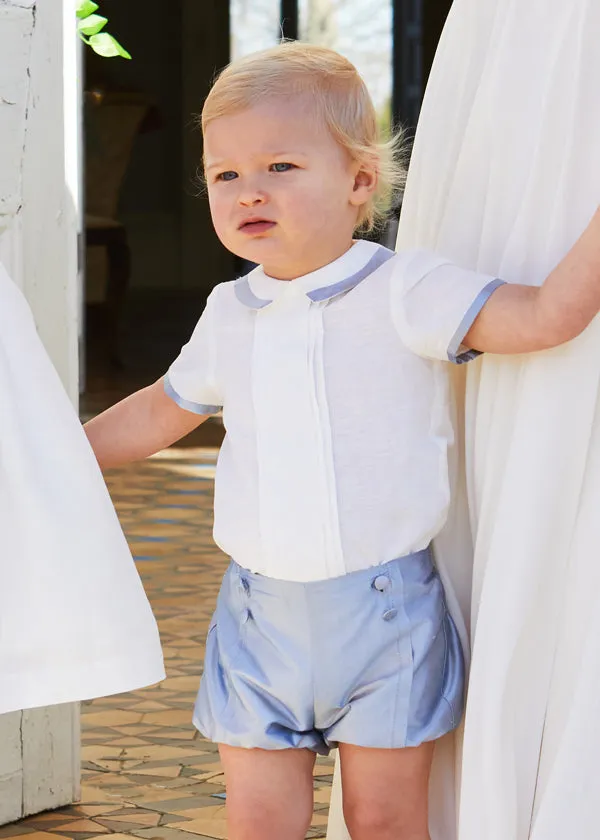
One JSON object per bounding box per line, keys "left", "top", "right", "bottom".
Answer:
{"left": 194, "top": 547, "right": 464, "bottom": 754}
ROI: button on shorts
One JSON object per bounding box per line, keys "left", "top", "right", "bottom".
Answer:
{"left": 194, "top": 547, "right": 465, "bottom": 754}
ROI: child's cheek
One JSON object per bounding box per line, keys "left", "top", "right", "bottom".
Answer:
{"left": 207, "top": 192, "right": 227, "bottom": 233}
{"left": 207, "top": 196, "right": 231, "bottom": 248}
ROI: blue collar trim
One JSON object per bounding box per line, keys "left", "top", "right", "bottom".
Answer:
{"left": 234, "top": 245, "right": 395, "bottom": 310}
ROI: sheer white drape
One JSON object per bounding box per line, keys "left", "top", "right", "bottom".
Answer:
{"left": 327, "top": 2, "right": 600, "bottom": 837}
{"left": 0, "top": 263, "right": 165, "bottom": 714}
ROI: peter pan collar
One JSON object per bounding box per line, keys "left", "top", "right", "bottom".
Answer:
{"left": 234, "top": 240, "right": 395, "bottom": 309}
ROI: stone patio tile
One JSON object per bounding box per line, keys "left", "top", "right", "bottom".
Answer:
{"left": 313, "top": 787, "right": 332, "bottom": 804}
{"left": 85, "top": 759, "right": 143, "bottom": 773}
{"left": 127, "top": 797, "right": 217, "bottom": 814}
{"left": 131, "top": 829, "right": 217, "bottom": 840}
{"left": 158, "top": 815, "right": 193, "bottom": 826}
{"left": 4, "top": 835, "right": 67, "bottom": 840}
{"left": 140, "top": 711, "right": 193, "bottom": 726}
{"left": 117, "top": 746, "right": 202, "bottom": 761}
{"left": 311, "top": 814, "right": 329, "bottom": 827}
{"left": 109, "top": 725, "right": 163, "bottom": 736}
{"left": 98, "top": 813, "right": 160, "bottom": 828}
{"left": 126, "top": 701, "right": 173, "bottom": 712}
{"left": 144, "top": 729, "right": 197, "bottom": 742}
{"left": 160, "top": 677, "right": 201, "bottom": 692}
{"left": 53, "top": 820, "right": 109, "bottom": 834}
{"left": 88, "top": 836, "right": 136, "bottom": 840}
{"left": 12, "top": 825, "right": 65, "bottom": 836}
{"left": 94, "top": 820, "right": 145, "bottom": 833}
{"left": 124, "top": 756, "right": 208, "bottom": 771}
{"left": 165, "top": 783, "right": 224, "bottom": 798}
{"left": 126, "top": 778, "right": 199, "bottom": 792}
{"left": 81, "top": 746, "right": 126, "bottom": 761}
{"left": 102, "top": 737, "right": 155, "bottom": 747}
{"left": 168, "top": 806, "right": 228, "bottom": 839}
{"left": 72, "top": 812, "right": 120, "bottom": 823}
{"left": 125, "top": 766, "right": 182, "bottom": 779}
{"left": 83, "top": 773, "right": 137, "bottom": 788}
{"left": 17, "top": 816, "right": 79, "bottom": 826}
{"left": 180, "top": 756, "right": 222, "bottom": 768}
{"left": 82, "top": 711, "right": 144, "bottom": 727}
{"left": 313, "top": 764, "right": 335, "bottom": 777}
{"left": 162, "top": 807, "right": 222, "bottom": 822}
{"left": 121, "top": 790, "right": 191, "bottom": 805}
{"left": 77, "top": 784, "right": 126, "bottom": 804}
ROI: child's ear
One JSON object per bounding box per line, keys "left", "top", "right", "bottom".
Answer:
{"left": 350, "top": 166, "right": 378, "bottom": 207}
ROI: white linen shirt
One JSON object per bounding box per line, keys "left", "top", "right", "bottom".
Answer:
{"left": 165, "top": 240, "right": 502, "bottom": 582}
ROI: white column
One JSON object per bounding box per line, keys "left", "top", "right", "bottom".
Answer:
{"left": 0, "top": 0, "right": 81, "bottom": 823}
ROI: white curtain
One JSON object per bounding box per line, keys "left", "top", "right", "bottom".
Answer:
{"left": 327, "top": 2, "right": 600, "bottom": 837}
{"left": 0, "top": 262, "right": 165, "bottom": 714}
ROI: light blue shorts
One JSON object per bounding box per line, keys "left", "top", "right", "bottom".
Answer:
{"left": 194, "top": 548, "right": 464, "bottom": 754}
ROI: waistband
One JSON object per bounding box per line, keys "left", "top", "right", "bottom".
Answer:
{"left": 229, "top": 546, "right": 434, "bottom": 596}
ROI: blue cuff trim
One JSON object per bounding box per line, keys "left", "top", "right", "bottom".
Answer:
{"left": 447, "top": 278, "right": 506, "bottom": 364}
{"left": 163, "top": 375, "right": 222, "bottom": 415}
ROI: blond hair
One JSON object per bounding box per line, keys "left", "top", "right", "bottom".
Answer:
{"left": 201, "top": 41, "right": 406, "bottom": 232}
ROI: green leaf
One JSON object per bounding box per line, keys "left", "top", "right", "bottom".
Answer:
{"left": 89, "top": 32, "right": 132, "bottom": 60}
{"left": 78, "top": 14, "right": 107, "bottom": 36}
{"left": 76, "top": 0, "right": 99, "bottom": 18}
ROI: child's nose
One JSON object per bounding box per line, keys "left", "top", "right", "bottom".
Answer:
{"left": 237, "top": 185, "right": 267, "bottom": 207}
{"left": 238, "top": 192, "right": 266, "bottom": 207}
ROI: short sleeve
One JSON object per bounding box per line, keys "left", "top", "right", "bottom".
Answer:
{"left": 164, "top": 288, "right": 222, "bottom": 415}
{"left": 390, "top": 249, "right": 505, "bottom": 364}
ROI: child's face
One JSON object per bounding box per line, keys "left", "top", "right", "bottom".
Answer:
{"left": 204, "top": 96, "right": 374, "bottom": 279}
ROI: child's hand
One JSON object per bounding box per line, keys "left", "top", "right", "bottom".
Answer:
{"left": 464, "top": 206, "right": 600, "bottom": 354}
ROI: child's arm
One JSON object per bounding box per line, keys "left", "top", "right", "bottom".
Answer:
{"left": 84, "top": 378, "right": 209, "bottom": 470}
{"left": 86, "top": 285, "right": 224, "bottom": 469}
{"left": 465, "top": 207, "right": 600, "bottom": 354}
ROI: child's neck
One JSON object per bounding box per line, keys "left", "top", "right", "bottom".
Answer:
{"left": 263, "top": 239, "right": 357, "bottom": 281}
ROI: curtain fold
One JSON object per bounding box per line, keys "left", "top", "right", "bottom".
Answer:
{"left": 0, "top": 262, "right": 165, "bottom": 714}
{"left": 327, "top": 2, "right": 600, "bottom": 836}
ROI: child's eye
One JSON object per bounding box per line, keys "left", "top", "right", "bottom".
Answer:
{"left": 216, "top": 170, "right": 238, "bottom": 182}
{"left": 270, "top": 162, "right": 295, "bottom": 173}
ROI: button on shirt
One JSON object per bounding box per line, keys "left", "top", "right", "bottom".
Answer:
{"left": 165, "top": 240, "right": 503, "bottom": 582}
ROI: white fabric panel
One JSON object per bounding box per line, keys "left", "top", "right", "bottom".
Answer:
{"left": 328, "top": 1, "right": 600, "bottom": 838}
{"left": 0, "top": 262, "right": 165, "bottom": 715}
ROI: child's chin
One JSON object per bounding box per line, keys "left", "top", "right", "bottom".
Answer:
{"left": 238, "top": 238, "right": 280, "bottom": 260}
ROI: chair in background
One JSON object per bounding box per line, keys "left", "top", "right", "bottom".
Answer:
{"left": 84, "top": 90, "right": 150, "bottom": 368}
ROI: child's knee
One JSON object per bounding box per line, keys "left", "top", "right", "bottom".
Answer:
{"left": 343, "top": 794, "right": 429, "bottom": 840}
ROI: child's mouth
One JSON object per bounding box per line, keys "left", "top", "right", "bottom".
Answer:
{"left": 239, "top": 219, "right": 276, "bottom": 235}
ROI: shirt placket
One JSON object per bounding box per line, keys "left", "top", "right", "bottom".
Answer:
{"left": 252, "top": 290, "right": 345, "bottom": 580}
{"left": 306, "top": 301, "right": 346, "bottom": 578}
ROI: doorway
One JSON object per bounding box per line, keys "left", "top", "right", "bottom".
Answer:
{"left": 81, "top": 1, "right": 231, "bottom": 441}
{"left": 80, "top": 0, "right": 451, "bottom": 425}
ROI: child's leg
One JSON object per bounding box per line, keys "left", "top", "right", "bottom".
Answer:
{"left": 339, "top": 741, "right": 435, "bottom": 840}
{"left": 220, "top": 744, "right": 316, "bottom": 840}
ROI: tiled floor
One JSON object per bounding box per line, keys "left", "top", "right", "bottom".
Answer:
{"left": 2, "top": 446, "right": 332, "bottom": 840}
